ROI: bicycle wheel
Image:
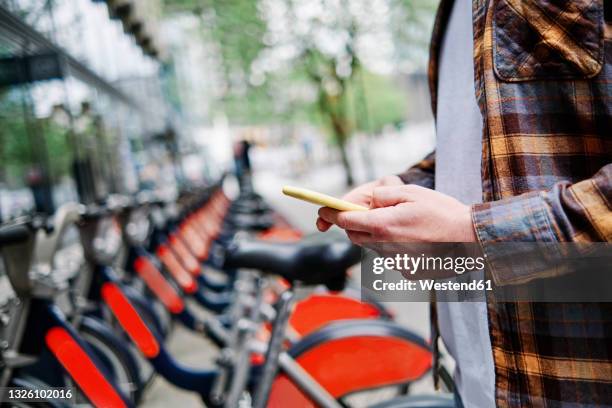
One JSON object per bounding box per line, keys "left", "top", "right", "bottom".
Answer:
{"left": 78, "top": 316, "right": 144, "bottom": 403}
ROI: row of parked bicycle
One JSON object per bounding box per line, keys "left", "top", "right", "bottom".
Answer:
{"left": 0, "top": 175, "right": 456, "bottom": 407}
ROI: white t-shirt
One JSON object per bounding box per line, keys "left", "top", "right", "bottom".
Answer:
{"left": 434, "top": 0, "right": 496, "bottom": 406}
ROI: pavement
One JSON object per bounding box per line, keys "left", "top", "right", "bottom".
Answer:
{"left": 143, "top": 122, "right": 440, "bottom": 406}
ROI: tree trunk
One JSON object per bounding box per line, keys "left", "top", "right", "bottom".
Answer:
{"left": 328, "top": 112, "right": 354, "bottom": 186}
{"left": 336, "top": 137, "right": 354, "bottom": 186}
{"left": 314, "top": 76, "right": 355, "bottom": 187}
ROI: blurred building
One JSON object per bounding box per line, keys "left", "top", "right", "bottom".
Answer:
{"left": 0, "top": 0, "right": 179, "bottom": 220}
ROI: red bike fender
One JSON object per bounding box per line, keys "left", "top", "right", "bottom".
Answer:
{"left": 101, "top": 282, "right": 161, "bottom": 358}
{"left": 180, "top": 224, "right": 209, "bottom": 262}
{"left": 184, "top": 216, "right": 206, "bottom": 240}
{"left": 133, "top": 256, "right": 184, "bottom": 313}
{"left": 157, "top": 245, "right": 198, "bottom": 294}
{"left": 290, "top": 294, "right": 382, "bottom": 336}
{"left": 169, "top": 234, "right": 201, "bottom": 276}
{"left": 268, "top": 322, "right": 432, "bottom": 406}
{"left": 45, "top": 327, "right": 128, "bottom": 408}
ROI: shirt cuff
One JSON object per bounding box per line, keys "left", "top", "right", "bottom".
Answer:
{"left": 471, "top": 191, "right": 561, "bottom": 285}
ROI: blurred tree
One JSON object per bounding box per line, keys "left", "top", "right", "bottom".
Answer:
{"left": 0, "top": 91, "right": 32, "bottom": 186}
{"left": 163, "top": 0, "right": 438, "bottom": 186}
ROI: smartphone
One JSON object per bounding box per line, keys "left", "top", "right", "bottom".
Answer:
{"left": 282, "top": 185, "right": 368, "bottom": 211}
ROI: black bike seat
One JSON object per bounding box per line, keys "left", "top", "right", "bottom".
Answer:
{"left": 230, "top": 200, "right": 270, "bottom": 214}
{"left": 223, "top": 238, "right": 360, "bottom": 290}
{"left": 0, "top": 224, "right": 31, "bottom": 247}
{"left": 225, "top": 213, "right": 274, "bottom": 231}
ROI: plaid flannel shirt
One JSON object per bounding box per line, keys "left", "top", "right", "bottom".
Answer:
{"left": 399, "top": 0, "right": 612, "bottom": 406}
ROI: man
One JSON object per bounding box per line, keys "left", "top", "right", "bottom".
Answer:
{"left": 317, "top": 0, "right": 611, "bottom": 406}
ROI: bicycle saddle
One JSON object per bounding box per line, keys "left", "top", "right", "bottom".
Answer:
{"left": 223, "top": 238, "right": 360, "bottom": 290}
{"left": 224, "top": 213, "right": 274, "bottom": 231}
{"left": 230, "top": 200, "right": 271, "bottom": 214}
{"left": 0, "top": 224, "right": 31, "bottom": 247}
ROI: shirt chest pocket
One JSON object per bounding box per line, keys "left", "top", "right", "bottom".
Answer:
{"left": 492, "top": 0, "right": 605, "bottom": 82}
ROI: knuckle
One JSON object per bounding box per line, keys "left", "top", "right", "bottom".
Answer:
{"left": 336, "top": 213, "right": 352, "bottom": 229}
{"left": 371, "top": 221, "right": 389, "bottom": 238}
{"left": 401, "top": 206, "right": 416, "bottom": 221}
{"left": 381, "top": 175, "right": 401, "bottom": 185}
{"left": 403, "top": 184, "right": 420, "bottom": 193}
{"left": 347, "top": 232, "right": 361, "bottom": 244}
{"left": 370, "top": 187, "right": 383, "bottom": 204}
{"left": 372, "top": 186, "right": 385, "bottom": 196}
{"left": 318, "top": 208, "right": 335, "bottom": 222}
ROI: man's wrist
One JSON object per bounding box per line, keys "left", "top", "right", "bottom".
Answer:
{"left": 464, "top": 205, "right": 478, "bottom": 242}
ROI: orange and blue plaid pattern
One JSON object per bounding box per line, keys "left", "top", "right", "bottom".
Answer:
{"left": 400, "top": 0, "right": 612, "bottom": 406}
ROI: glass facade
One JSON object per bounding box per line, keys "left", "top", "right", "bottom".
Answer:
{"left": 0, "top": 0, "right": 173, "bottom": 221}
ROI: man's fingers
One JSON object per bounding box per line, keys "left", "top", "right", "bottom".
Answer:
{"left": 316, "top": 217, "right": 332, "bottom": 232}
{"left": 370, "top": 185, "right": 426, "bottom": 208}
{"left": 318, "top": 207, "right": 344, "bottom": 228}
{"left": 342, "top": 192, "right": 370, "bottom": 208}
{"left": 379, "top": 175, "right": 404, "bottom": 186}
{"left": 346, "top": 230, "right": 373, "bottom": 245}
{"left": 370, "top": 186, "right": 408, "bottom": 208}
{"left": 318, "top": 207, "right": 377, "bottom": 232}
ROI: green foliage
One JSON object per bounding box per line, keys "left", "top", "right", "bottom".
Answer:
{"left": 345, "top": 69, "right": 408, "bottom": 134}
{"left": 42, "top": 120, "right": 73, "bottom": 182}
{"left": 0, "top": 90, "right": 33, "bottom": 186}
{"left": 209, "top": 0, "right": 266, "bottom": 74}
{"left": 162, "top": 0, "right": 436, "bottom": 130}
{"left": 0, "top": 89, "right": 72, "bottom": 188}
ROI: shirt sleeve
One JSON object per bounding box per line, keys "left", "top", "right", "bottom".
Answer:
{"left": 397, "top": 151, "right": 436, "bottom": 189}
{"left": 471, "top": 163, "right": 611, "bottom": 285}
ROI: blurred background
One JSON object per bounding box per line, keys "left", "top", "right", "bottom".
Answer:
{"left": 0, "top": 0, "right": 438, "bottom": 222}
{"left": 0, "top": 0, "right": 440, "bottom": 405}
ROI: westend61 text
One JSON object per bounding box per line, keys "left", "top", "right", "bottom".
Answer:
{"left": 372, "top": 279, "right": 493, "bottom": 292}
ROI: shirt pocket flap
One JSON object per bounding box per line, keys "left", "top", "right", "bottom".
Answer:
{"left": 493, "top": 0, "right": 604, "bottom": 82}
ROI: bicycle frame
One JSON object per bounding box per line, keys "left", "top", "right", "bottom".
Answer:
{"left": 0, "top": 216, "right": 133, "bottom": 407}
{"left": 20, "top": 299, "right": 132, "bottom": 408}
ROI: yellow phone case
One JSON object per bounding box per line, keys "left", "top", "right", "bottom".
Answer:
{"left": 282, "top": 186, "right": 368, "bottom": 211}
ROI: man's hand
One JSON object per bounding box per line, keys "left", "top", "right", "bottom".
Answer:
{"left": 318, "top": 184, "right": 477, "bottom": 243}
{"left": 316, "top": 175, "right": 404, "bottom": 232}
